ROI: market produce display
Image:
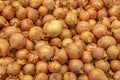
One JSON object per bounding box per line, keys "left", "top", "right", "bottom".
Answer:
{"left": 0, "top": 0, "right": 120, "bottom": 80}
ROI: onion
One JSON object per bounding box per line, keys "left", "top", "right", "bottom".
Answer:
{"left": 0, "top": 57, "right": 14, "bottom": 66}
{"left": 7, "top": 62, "right": 21, "bottom": 76}
{"left": 48, "top": 61, "right": 61, "bottom": 73}
{"left": 78, "top": 75, "right": 89, "bottom": 80}
{"left": 2, "top": 5, "right": 15, "bottom": 19}
{"left": 68, "top": 59, "right": 83, "bottom": 73}
{"left": 102, "top": 0, "right": 115, "bottom": 8}
{"left": 99, "top": 17, "right": 110, "bottom": 27}
{"left": 0, "top": 65, "right": 6, "bottom": 78}
{"left": 98, "top": 8, "right": 107, "bottom": 20}
{"left": 36, "top": 45, "right": 54, "bottom": 61}
{"left": 50, "top": 38, "right": 61, "bottom": 47}
{"left": 108, "top": 5, "right": 120, "bottom": 18}
{"left": 60, "top": 29, "right": 72, "bottom": 39}
{"left": 23, "top": 63, "right": 35, "bottom": 75}
{"left": 35, "top": 40, "right": 48, "bottom": 50}
{"left": 28, "top": 26, "right": 44, "bottom": 41}
{"left": 95, "top": 60, "right": 110, "bottom": 72}
{"left": 87, "top": 8, "right": 97, "bottom": 19}
{"left": 25, "top": 38, "right": 34, "bottom": 51}
{"left": 27, "top": 7, "right": 39, "bottom": 22}
{"left": 10, "top": 18, "right": 20, "bottom": 26}
{"left": 36, "top": 61, "right": 48, "bottom": 73}
{"left": 107, "top": 45, "right": 119, "bottom": 59}
{"left": 79, "top": 9, "right": 90, "bottom": 21}
{"left": 0, "top": 1, "right": 5, "bottom": 13}
{"left": 9, "top": 33, "right": 26, "bottom": 49}
{"left": 110, "top": 20, "right": 120, "bottom": 29}
{"left": 65, "top": 43, "right": 81, "bottom": 59}
{"left": 84, "top": 63, "right": 95, "bottom": 74}
{"left": 30, "top": 0, "right": 43, "bottom": 8}
{"left": 75, "top": 21, "right": 91, "bottom": 34}
{"left": 0, "top": 16, "right": 9, "bottom": 27}
{"left": 81, "top": 51, "right": 93, "bottom": 63}
{"left": 90, "top": 0, "right": 103, "bottom": 10}
{"left": 63, "top": 72, "right": 77, "bottom": 80}
{"left": 88, "top": 68, "right": 108, "bottom": 80}
{"left": 88, "top": 19, "right": 96, "bottom": 27}
{"left": 97, "top": 36, "right": 117, "bottom": 49}
{"left": 65, "top": 10, "right": 77, "bottom": 26}
{"left": 20, "top": 18, "right": 34, "bottom": 31}
{"left": 38, "top": 6, "right": 48, "bottom": 16}
{"left": 35, "top": 73, "right": 48, "bottom": 80}
{"left": 43, "top": 20, "right": 63, "bottom": 37}
{"left": 113, "top": 70, "right": 120, "bottom": 80}
{"left": 16, "top": 49, "right": 28, "bottom": 60}
{"left": 80, "top": 31, "right": 95, "bottom": 43}
{"left": 110, "top": 60, "right": 120, "bottom": 72}
{"left": 35, "top": 19, "right": 42, "bottom": 26}
{"left": 62, "top": 38, "right": 73, "bottom": 48}
{"left": 0, "top": 38, "right": 10, "bottom": 57}
{"left": 53, "top": 48, "right": 68, "bottom": 64}
{"left": 53, "top": 7, "right": 66, "bottom": 19}
{"left": 59, "top": 65, "right": 68, "bottom": 74}
{"left": 16, "top": 6, "right": 27, "bottom": 20}
{"left": 42, "top": 14, "right": 55, "bottom": 24}
{"left": 43, "top": 0, "right": 55, "bottom": 10}
{"left": 113, "top": 29, "right": 120, "bottom": 42}
{"left": 18, "top": 0, "right": 30, "bottom": 7}
{"left": 92, "top": 24, "right": 108, "bottom": 38}
{"left": 6, "top": 76, "right": 19, "bottom": 80}
{"left": 92, "top": 47, "right": 105, "bottom": 60}
{"left": 20, "top": 75, "right": 34, "bottom": 80}
{"left": 49, "top": 73, "right": 62, "bottom": 80}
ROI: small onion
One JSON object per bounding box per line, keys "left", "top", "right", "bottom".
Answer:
{"left": 48, "top": 61, "right": 61, "bottom": 73}
{"left": 18, "top": 0, "right": 30, "bottom": 7}
{"left": 43, "top": 20, "right": 63, "bottom": 37}
{"left": 63, "top": 72, "right": 77, "bottom": 80}
{"left": 38, "top": 6, "right": 48, "bottom": 16}
{"left": 36, "top": 61, "right": 48, "bottom": 73}
{"left": 16, "top": 49, "right": 28, "bottom": 60}
{"left": 110, "top": 20, "right": 120, "bottom": 29}
{"left": 110, "top": 60, "right": 120, "bottom": 72}
{"left": 0, "top": 1, "right": 6, "bottom": 13}
{"left": 42, "top": 14, "right": 55, "bottom": 24}
{"left": 49, "top": 73, "right": 62, "bottom": 80}
{"left": 35, "top": 73, "right": 48, "bottom": 80}
{"left": 78, "top": 75, "right": 89, "bottom": 80}
{"left": 10, "top": 18, "right": 20, "bottom": 26}
{"left": 113, "top": 70, "right": 120, "bottom": 80}
{"left": 84, "top": 63, "right": 95, "bottom": 74}
{"left": 98, "top": 8, "right": 107, "bottom": 20}
{"left": 59, "top": 65, "right": 68, "bottom": 74}
{"left": 42, "top": 0, "right": 55, "bottom": 10}
{"left": 25, "top": 38, "right": 34, "bottom": 51}
{"left": 0, "top": 16, "right": 9, "bottom": 27}
{"left": 36, "top": 45, "right": 54, "bottom": 61}
{"left": 20, "top": 75, "right": 34, "bottom": 80}
{"left": 60, "top": 29, "right": 72, "bottom": 39}
{"left": 113, "top": 29, "right": 120, "bottom": 42}
{"left": 68, "top": 59, "right": 83, "bottom": 73}
{"left": 62, "top": 38, "right": 73, "bottom": 48}
{"left": 79, "top": 9, "right": 90, "bottom": 21}
{"left": 50, "top": 38, "right": 61, "bottom": 47}
{"left": 9, "top": 33, "right": 26, "bottom": 49}
{"left": 90, "top": 0, "right": 103, "bottom": 10}
{"left": 87, "top": 8, "right": 97, "bottom": 19}
{"left": 30, "top": 0, "right": 43, "bottom": 8}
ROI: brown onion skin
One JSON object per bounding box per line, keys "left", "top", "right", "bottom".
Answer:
{"left": 97, "top": 36, "right": 117, "bottom": 49}
{"left": 65, "top": 43, "right": 81, "bottom": 59}
{"left": 18, "top": 0, "right": 30, "bottom": 7}
{"left": 2, "top": 5, "right": 15, "bottom": 19}
{"left": 48, "top": 61, "right": 61, "bottom": 73}
{"left": 110, "top": 60, "right": 120, "bottom": 72}
{"left": 10, "top": 18, "right": 20, "bottom": 26}
{"left": 20, "top": 18, "right": 34, "bottom": 31}
{"left": 0, "top": 1, "right": 6, "bottom": 13}
{"left": 20, "top": 75, "right": 34, "bottom": 80}
{"left": 0, "top": 65, "right": 6, "bottom": 78}
{"left": 28, "top": 26, "right": 44, "bottom": 41}
{"left": 0, "top": 57, "right": 14, "bottom": 66}
{"left": 81, "top": 51, "right": 93, "bottom": 63}
{"left": 92, "top": 47, "right": 105, "bottom": 60}
{"left": 90, "top": 0, "right": 103, "bottom": 10}
{"left": 6, "top": 76, "right": 19, "bottom": 80}
{"left": 36, "top": 45, "right": 54, "bottom": 61}
{"left": 92, "top": 24, "right": 108, "bottom": 38}
{"left": 79, "top": 9, "right": 90, "bottom": 21}
{"left": 80, "top": 31, "right": 95, "bottom": 43}
{"left": 60, "top": 29, "right": 72, "bottom": 39}
{"left": 113, "top": 29, "right": 120, "bottom": 42}
{"left": 87, "top": 8, "right": 97, "bottom": 19}
{"left": 38, "top": 6, "right": 48, "bottom": 16}
{"left": 53, "top": 49, "right": 68, "bottom": 64}
{"left": 68, "top": 59, "right": 83, "bottom": 73}
{"left": 35, "top": 73, "right": 48, "bottom": 80}
{"left": 107, "top": 45, "right": 120, "bottom": 59}
{"left": 59, "top": 65, "right": 68, "bottom": 74}
{"left": 88, "top": 68, "right": 108, "bottom": 80}
{"left": 50, "top": 38, "right": 61, "bottom": 47}
{"left": 63, "top": 72, "right": 77, "bottom": 80}
{"left": 110, "top": 20, "right": 120, "bottom": 29}
{"left": 84, "top": 63, "right": 95, "bottom": 74}
{"left": 53, "top": 7, "right": 66, "bottom": 19}
{"left": 62, "top": 38, "right": 73, "bottom": 48}
{"left": 0, "top": 16, "right": 9, "bottom": 27}
{"left": 98, "top": 8, "right": 107, "bottom": 20}
{"left": 30, "top": 0, "right": 43, "bottom": 8}
{"left": 78, "top": 75, "right": 89, "bottom": 80}
{"left": 102, "top": 0, "right": 115, "bottom": 8}
{"left": 76, "top": 21, "right": 91, "bottom": 34}
{"left": 99, "top": 17, "right": 110, "bottom": 27}
{"left": 7, "top": 62, "right": 21, "bottom": 76}
{"left": 49, "top": 73, "right": 62, "bottom": 80}
{"left": 95, "top": 60, "right": 110, "bottom": 72}
{"left": 42, "top": 0, "right": 55, "bottom": 10}
{"left": 113, "top": 70, "right": 120, "bottom": 80}
{"left": 9, "top": 33, "right": 26, "bottom": 49}
{"left": 16, "top": 49, "right": 28, "bottom": 60}
{"left": 25, "top": 38, "right": 34, "bottom": 51}
{"left": 35, "top": 19, "right": 42, "bottom": 26}
{"left": 0, "top": 38, "right": 10, "bottom": 57}
{"left": 42, "top": 14, "right": 56, "bottom": 24}
{"left": 36, "top": 61, "right": 48, "bottom": 73}
{"left": 23, "top": 63, "right": 35, "bottom": 75}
